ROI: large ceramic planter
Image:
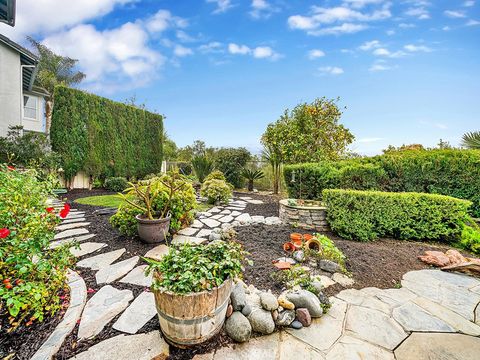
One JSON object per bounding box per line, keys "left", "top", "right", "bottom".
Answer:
{"left": 153, "top": 277, "right": 233, "bottom": 348}
{"left": 135, "top": 214, "right": 171, "bottom": 243}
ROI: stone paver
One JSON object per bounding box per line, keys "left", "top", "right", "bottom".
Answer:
{"left": 197, "top": 229, "right": 213, "bottom": 238}
{"left": 214, "top": 332, "right": 280, "bottom": 360}
{"left": 73, "top": 331, "right": 169, "bottom": 360}
{"left": 219, "top": 215, "right": 234, "bottom": 223}
{"left": 172, "top": 235, "right": 207, "bottom": 245}
{"left": 191, "top": 219, "right": 204, "bottom": 228}
{"left": 56, "top": 222, "right": 91, "bottom": 231}
{"left": 327, "top": 335, "right": 394, "bottom": 360}
{"left": 201, "top": 218, "right": 221, "bottom": 228}
{"left": 78, "top": 285, "right": 133, "bottom": 340}
{"left": 392, "top": 301, "right": 455, "bottom": 332}
{"left": 178, "top": 227, "right": 199, "bottom": 236}
{"left": 70, "top": 242, "right": 107, "bottom": 257}
{"left": 49, "top": 234, "right": 97, "bottom": 248}
{"left": 77, "top": 249, "right": 126, "bottom": 270}
{"left": 113, "top": 292, "right": 157, "bottom": 334}
{"left": 120, "top": 265, "right": 153, "bottom": 287}
{"left": 54, "top": 228, "right": 89, "bottom": 240}
{"left": 144, "top": 244, "right": 169, "bottom": 261}
{"left": 395, "top": 332, "right": 480, "bottom": 360}
{"left": 96, "top": 256, "right": 139, "bottom": 284}
{"left": 61, "top": 217, "right": 87, "bottom": 224}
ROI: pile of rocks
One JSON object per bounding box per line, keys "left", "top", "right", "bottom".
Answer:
{"left": 419, "top": 249, "right": 480, "bottom": 276}
{"left": 224, "top": 281, "right": 329, "bottom": 343}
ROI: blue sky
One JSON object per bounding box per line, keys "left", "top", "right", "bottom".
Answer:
{"left": 1, "top": 0, "right": 479, "bottom": 155}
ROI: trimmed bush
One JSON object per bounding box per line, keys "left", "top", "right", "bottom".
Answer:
{"left": 201, "top": 179, "right": 232, "bottom": 205}
{"left": 51, "top": 86, "right": 163, "bottom": 180}
{"left": 284, "top": 150, "right": 480, "bottom": 217}
{"left": 323, "top": 189, "right": 471, "bottom": 242}
{"left": 104, "top": 177, "right": 129, "bottom": 192}
{"left": 204, "top": 170, "right": 227, "bottom": 182}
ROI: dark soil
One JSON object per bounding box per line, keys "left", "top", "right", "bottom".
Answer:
{"left": 22, "top": 189, "right": 475, "bottom": 359}
{"left": 0, "top": 288, "right": 69, "bottom": 360}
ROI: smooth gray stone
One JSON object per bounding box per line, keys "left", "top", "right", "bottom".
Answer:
{"left": 225, "top": 312, "right": 252, "bottom": 342}
{"left": 113, "top": 292, "right": 157, "bottom": 334}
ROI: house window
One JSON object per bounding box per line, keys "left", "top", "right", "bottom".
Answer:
{"left": 23, "top": 95, "right": 38, "bottom": 120}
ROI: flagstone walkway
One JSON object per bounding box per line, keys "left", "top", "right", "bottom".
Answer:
{"left": 34, "top": 198, "right": 480, "bottom": 359}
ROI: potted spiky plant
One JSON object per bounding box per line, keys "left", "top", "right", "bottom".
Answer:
{"left": 120, "top": 172, "right": 189, "bottom": 243}
{"left": 241, "top": 168, "right": 264, "bottom": 192}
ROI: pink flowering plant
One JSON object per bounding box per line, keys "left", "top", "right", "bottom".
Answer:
{"left": 0, "top": 165, "right": 75, "bottom": 331}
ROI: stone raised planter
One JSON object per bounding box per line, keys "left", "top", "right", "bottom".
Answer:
{"left": 279, "top": 199, "right": 330, "bottom": 232}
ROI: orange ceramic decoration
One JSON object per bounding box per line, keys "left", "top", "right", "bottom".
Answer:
{"left": 283, "top": 242, "right": 296, "bottom": 252}
{"left": 303, "top": 234, "right": 313, "bottom": 241}
{"left": 290, "top": 233, "right": 303, "bottom": 246}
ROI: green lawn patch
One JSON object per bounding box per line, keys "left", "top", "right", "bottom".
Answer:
{"left": 75, "top": 194, "right": 127, "bottom": 208}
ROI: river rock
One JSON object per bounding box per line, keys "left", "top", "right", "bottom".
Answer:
{"left": 319, "top": 260, "right": 341, "bottom": 273}
{"left": 293, "top": 250, "right": 305, "bottom": 263}
{"left": 225, "top": 312, "right": 252, "bottom": 343}
{"left": 278, "top": 295, "right": 295, "bottom": 310}
{"left": 247, "top": 309, "right": 275, "bottom": 334}
{"left": 284, "top": 290, "right": 323, "bottom": 317}
{"left": 260, "top": 292, "right": 278, "bottom": 311}
{"left": 241, "top": 304, "right": 252, "bottom": 317}
{"left": 231, "top": 283, "right": 247, "bottom": 311}
{"left": 226, "top": 304, "right": 233, "bottom": 318}
{"left": 275, "top": 310, "right": 295, "bottom": 326}
{"left": 290, "top": 320, "right": 303, "bottom": 329}
{"left": 296, "top": 308, "right": 312, "bottom": 327}
{"left": 317, "top": 292, "right": 330, "bottom": 307}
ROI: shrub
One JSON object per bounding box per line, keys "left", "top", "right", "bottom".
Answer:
{"left": 110, "top": 172, "right": 196, "bottom": 235}
{"left": 212, "top": 148, "right": 251, "bottom": 188}
{"left": 176, "top": 161, "right": 193, "bottom": 176}
{"left": 459, "top": 223, "right": 480, "bottom": 254}
{"left": 51, "top": 86, "right": 163, "bottom": 181}
{"left": 104, "top": 177, "right": 129, "bottom": 192}
{"left": 284, "top": 150, "right": 480, "bottom": 217}
{"left": 191, "top": 155, "right": 213, "bottom": 183}
{"left": 311, "top": 234, "right": 346, "bottom": 268}
{"left": 146, "top": 241, "right": 249, "bottom": 294}
{"left": 323, "top": 189, "right": 471, "bottom": 242}
{"left": 204, "top": 170, "right": 227, "bottom": 182}
{"left": 0, "top": 166, "right": 75, "bottom": 330}
{"left": 201, "top": 179, "right": 233, "bottom": 205}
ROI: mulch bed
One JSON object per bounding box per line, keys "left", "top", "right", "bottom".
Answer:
{"left": 11, "top": 189, "right": 475, "bottom": 360}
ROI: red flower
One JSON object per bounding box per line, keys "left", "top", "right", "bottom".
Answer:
{"left": 7, "top": 166, "right": 15, "bottom": 171}
{"left": 46, "top": 207, "right": 55, "bottom": 213}
{"left": 59, "top": 203, "right": 71, "bottom": 218}
{"left": 0, "top": 228, "right": 10, "bottom": 239}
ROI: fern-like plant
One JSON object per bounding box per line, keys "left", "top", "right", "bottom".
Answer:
{"left": 461, "top": 131, "right": 480, "bottom": 150}
{"left": 191, "top": 155, "right": 213, "bottom": 182}
{"left": 241, "top": 168, "right": 264, "bottom": 191}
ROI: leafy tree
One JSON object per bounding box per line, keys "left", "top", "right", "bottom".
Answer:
{"left": 27, "top": 37, "right": 86, "bottom": 134}
{"left": 382, "top": 144, "right": 425, "bottom": 154}
{"left": 163, "top": 132, "right": 178, "bottom": 161}
{"left": 461, "top": 131, "right": 480, "bottom": 150}
{"left": 437, "top": 139, "right": 453, "bottom": 150}
{"left": 261, "top": 97, "right": 354, "bottom": 164}
{"left": 212, "top": 147, "right": 251, "bottom": 188}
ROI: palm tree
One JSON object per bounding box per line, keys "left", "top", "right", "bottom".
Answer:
{"left": 27, "top": 37, "right": 86, "bottom": 134}
{"left": 461, "top": 131, "right": 480, "bottom": 150}
{"left": 241, "top": 168, "right": 264, "bottom": 192}
{"left": 262, "top": 145, "right": 282, "bottom": 195}
{"left": 191, "top": 155, "right": 213, "bottom": 183}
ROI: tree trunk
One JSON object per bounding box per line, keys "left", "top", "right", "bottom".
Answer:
{"left": 45, "top": 99, "right": 54, "bottom": 136}
{"left": 248, "top": 180, "right": 254, "bottom": 192}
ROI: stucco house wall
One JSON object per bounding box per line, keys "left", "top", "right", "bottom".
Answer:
{"left": 0, "top": 42, "right": 22, "bottom": 137}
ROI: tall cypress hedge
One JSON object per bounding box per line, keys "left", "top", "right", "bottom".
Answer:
{"left": 284, "top": 149, "right": 480, "bottom": 217}
{"left": 51, "top": 86, "right": 163, "bottom": 180}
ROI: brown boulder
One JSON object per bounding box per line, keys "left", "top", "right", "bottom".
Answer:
{"left": 418, "top": 251, "right": 451, "bottom": 267}
{"left": 445, "top": 249, "right": 467, "bottom": 265}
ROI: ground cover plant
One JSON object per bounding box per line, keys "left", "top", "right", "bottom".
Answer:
{"left": 0, "top": 166, "right": 74, "bottom": 331}
{"left": 323, "top": 189, "right": 471, "bottom": 242}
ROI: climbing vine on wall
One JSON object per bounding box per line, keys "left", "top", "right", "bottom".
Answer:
{"left": 51, "top": 86, "right": 163, "bottom": 180}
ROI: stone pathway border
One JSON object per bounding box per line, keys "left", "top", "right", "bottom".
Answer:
{"left": 30, "top": 270, "right": 87, "bottom": 360}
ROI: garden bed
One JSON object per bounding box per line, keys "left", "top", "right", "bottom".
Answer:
{"left": 44, "top": 190, "right": 476, "bottom": 359}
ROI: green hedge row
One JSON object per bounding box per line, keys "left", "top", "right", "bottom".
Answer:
{"left": 284, "top": 149, "right": 480, "bottom": 217}
{"left": 51, "top": 86, "right": 163, "bottom": 180}
{"left": 323, "top": 189, "right": 471, "bottom": 242}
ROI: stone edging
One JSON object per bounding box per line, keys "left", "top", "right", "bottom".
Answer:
{"left": 31, "top": 269, "right": 87, "bottom": 360}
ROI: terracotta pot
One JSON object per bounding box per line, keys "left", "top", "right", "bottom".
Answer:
{"left": 283, "top": 242, "right": 296, "bottom": 252}
{"left": 290, "top": 233, "right": 303, "bottom": 246}
{"left": 136, "top": 214, "right": 171, "bottom": 244}
{"left": 303, "top": 234, "right": 314, "bottom": 242}
{"left": 306, "top": 238, "right": 321, "bottom": 252}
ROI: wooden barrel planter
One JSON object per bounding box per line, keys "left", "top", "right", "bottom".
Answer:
{"left": 152, "top": 277, "right": 233, "bottom": 348}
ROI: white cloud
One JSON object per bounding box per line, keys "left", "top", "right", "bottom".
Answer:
{"left": 228, "top": 43, "right": 251, "bottom": 55}
{"left": 342, "top": 0, "right": 385, "bottom": 9}
{"left": 464, "top": 1, "right": 475, "bottom": 7}
{"left": 466, "top": 19, "right": 480, "bottom": 26}
{"left": 42, "top": 22, "right": 163, "bottom": 91}
{"left": 145, "top": 10, "right": 188, "bottom": 33}
{"left": 369, "top": 63, "right": 391, "bottom": 71}
{"left": 404, "top": 44, "right": 432, "bottom": 52}
{"left": 253, "top": 46, "right": 274, "bottom": 58}
{"left": 198, "top": 42, "right": 224, "bottom": 53}
{"left": 206, "top": 0, "right": 235, "bottom": 14}
{"left": 288, "top": 3, "right": 390, "bottom": 36}
{"left": 250, "top": 0, "right": 278, "bottom": 19}
{"left": 398, "top": 23, "right": 416, "bottom": 28}
{"left": 174, "top": 45, "right": 193, "bottom": 57}
{"left": 372, "top": 48, "right": 407, "bottom": 58}
{"left": 0, "top": 0, "right": 137, "bottom": 40}
{"left": 318, "top": 66, "right": 344, "bottom": 75}
{"left": 308, "top": 49, "right": 326, "bottom": 59}
{"left": 444, "top": 10, "right": 467, "bottom": 19}
{"left": 405, "top": 7, "right": 430, "bottom": 20}
{"left": 359, "top": 40, "right": 381, "bottom": 51}
{"left": 386, "top": 29, "right": 395, "bottom": 35}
